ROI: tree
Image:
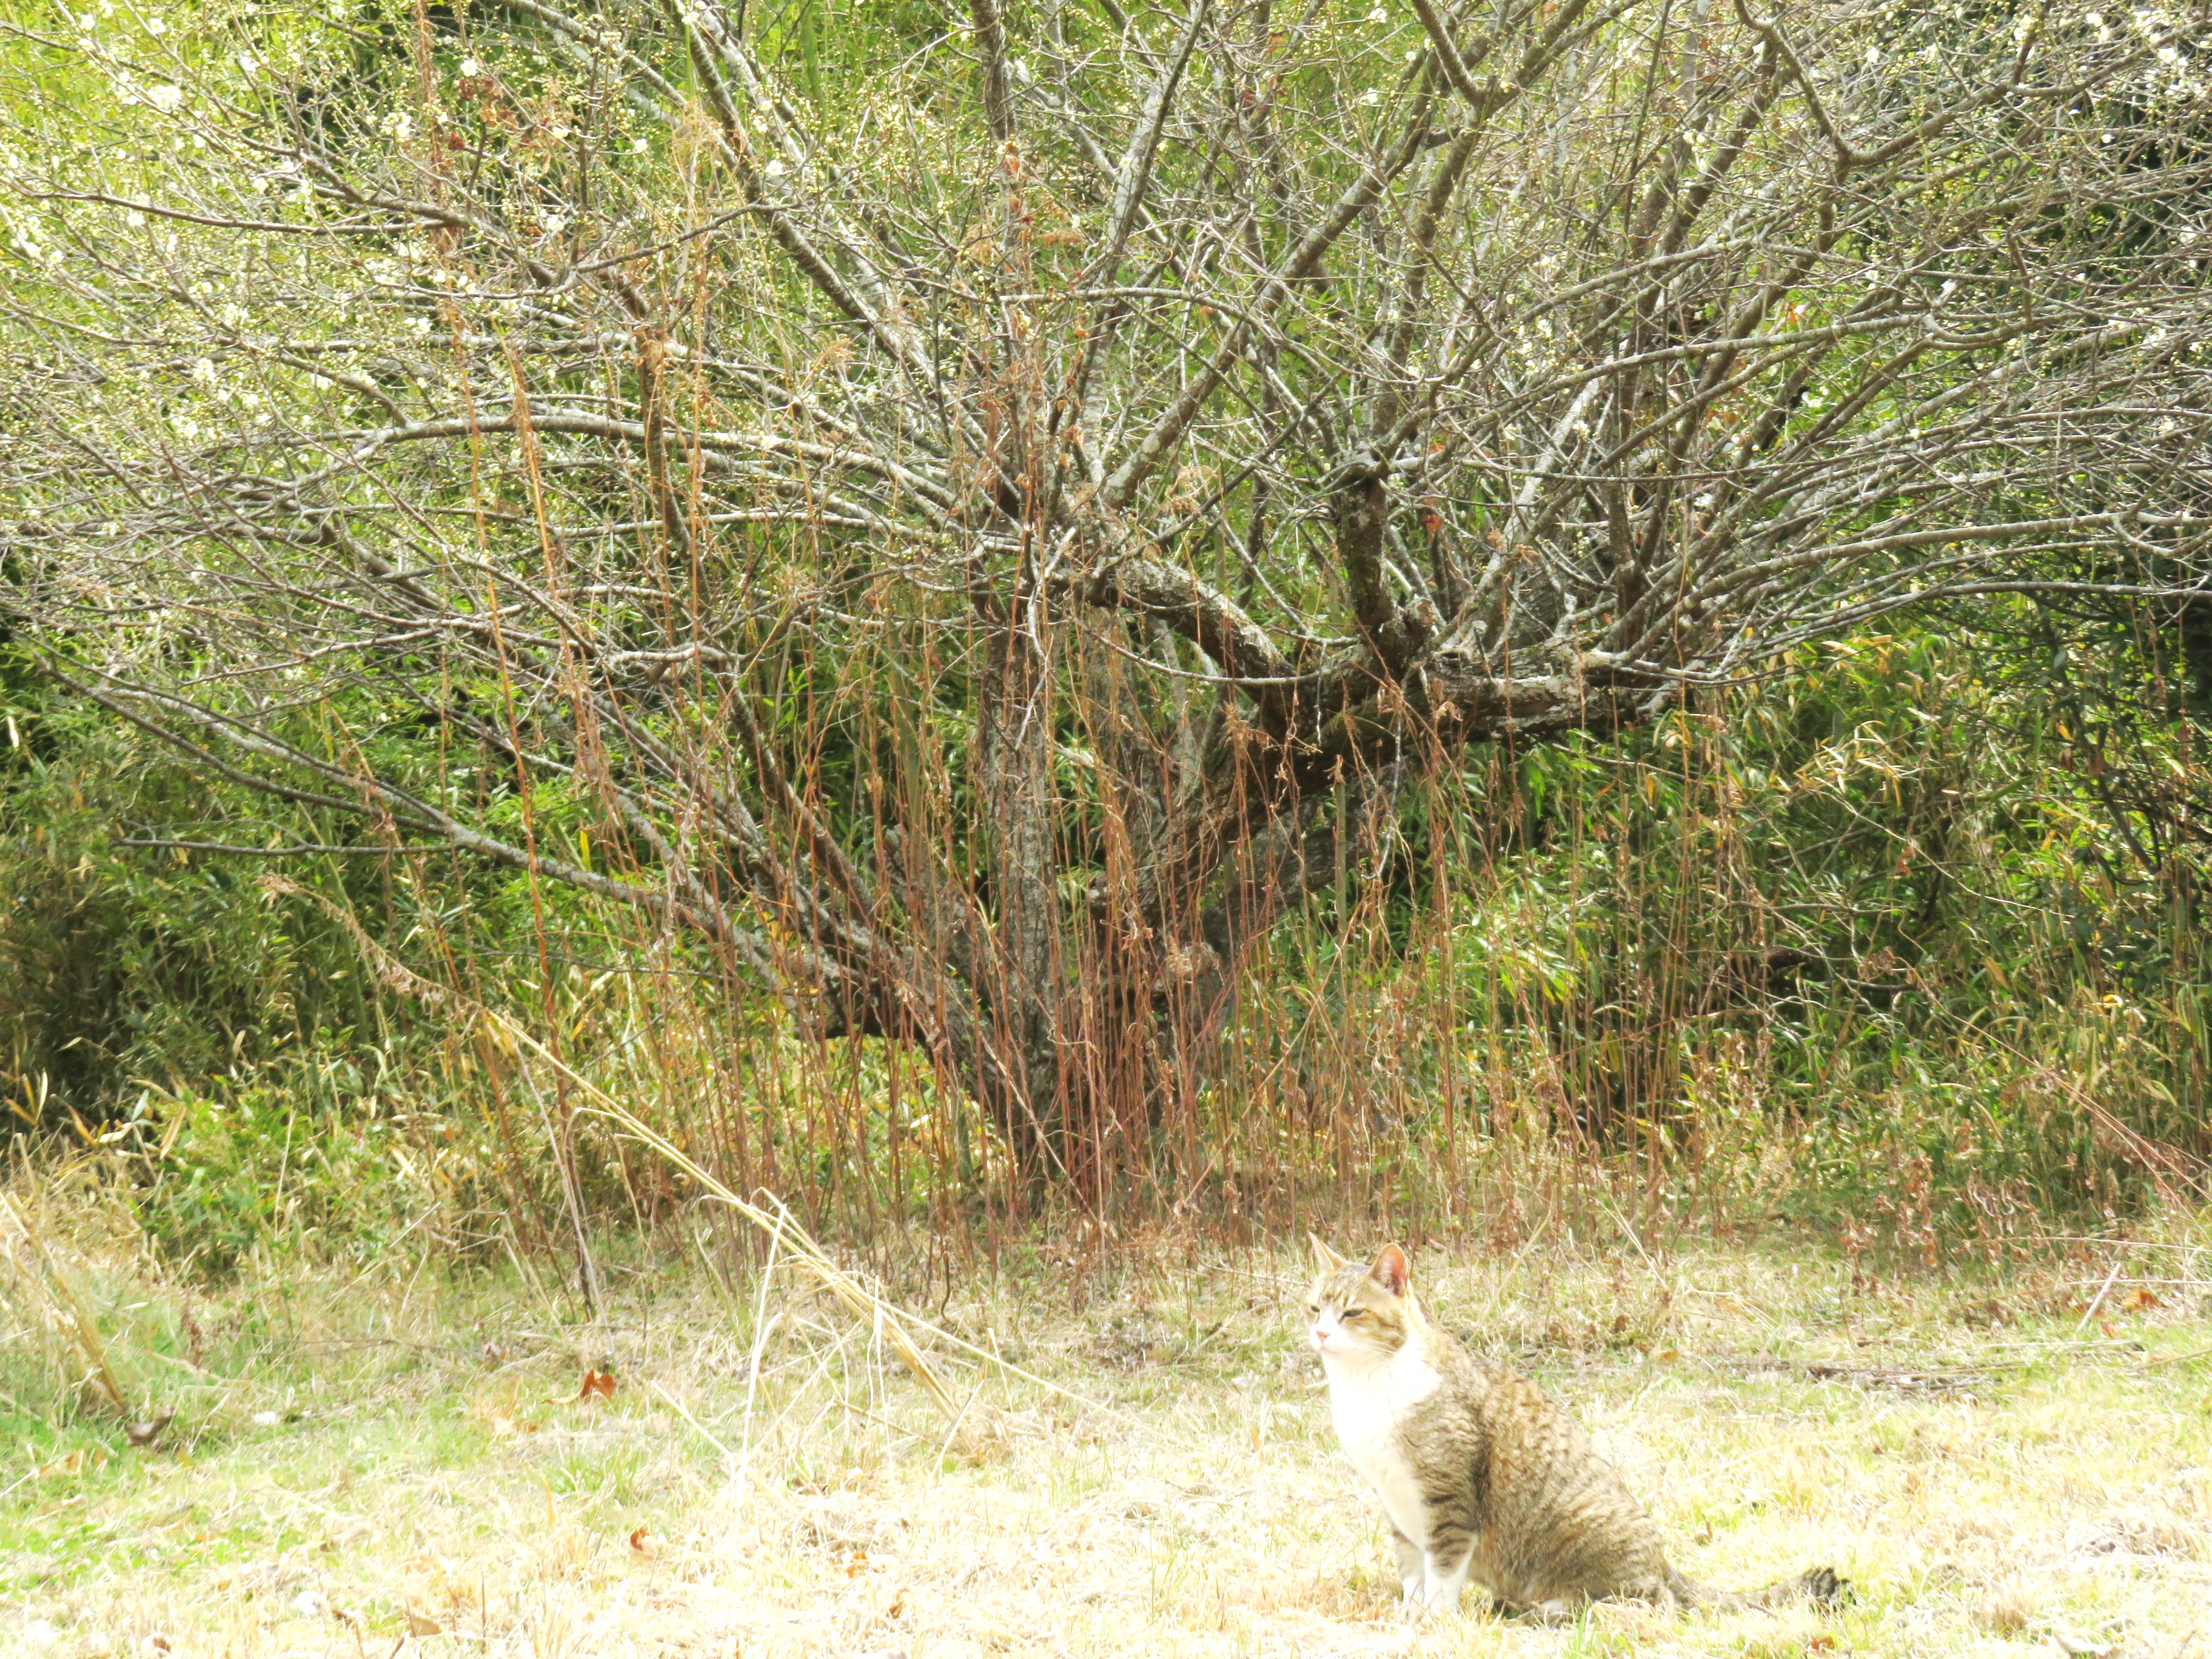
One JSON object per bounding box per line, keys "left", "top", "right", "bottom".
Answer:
{"left": 4, "top": 0, "right": 2208, "bottom": 1185}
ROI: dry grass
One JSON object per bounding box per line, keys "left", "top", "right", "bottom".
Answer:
{"left": 4, "top": 1192, "right": 2210, "bottom": 1659}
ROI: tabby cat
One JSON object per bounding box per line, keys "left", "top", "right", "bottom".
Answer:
{"left": 1305, "top": 1236, "right": 1842, "bottom": 1619}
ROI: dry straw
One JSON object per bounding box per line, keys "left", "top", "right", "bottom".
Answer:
{"left": 258, "top": 873, "right": 1168, "bottom": 1453}
{"left": 0, "top": 1190, "right": 130, "bottom": 1416}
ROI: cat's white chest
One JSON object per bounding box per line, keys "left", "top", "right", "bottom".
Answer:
{"left": 1323, "top": 1346, "right": 1441, "bottom": 1547}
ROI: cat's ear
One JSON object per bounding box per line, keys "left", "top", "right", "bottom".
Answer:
{"left": 1373, "top": 1242, "right": 1412, "bottom": 1298}
{"left": 1307, "top": 1233, "right": 1346, "bottom": 1272}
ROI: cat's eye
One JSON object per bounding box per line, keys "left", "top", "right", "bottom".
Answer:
{"left": 1303, "top": 1302, "right": 1319, "bottom": 1316}
{"left": 1339, "top": 1307, "right": 1364, "bottom": 1320}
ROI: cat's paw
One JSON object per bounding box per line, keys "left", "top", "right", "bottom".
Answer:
{"left": 1398, "top": 1588, "right": 1438, "bottom": 1624}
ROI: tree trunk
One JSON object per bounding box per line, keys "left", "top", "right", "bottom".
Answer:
{"left": 974, "top": 613, "right": 1065, "bottom": 1176}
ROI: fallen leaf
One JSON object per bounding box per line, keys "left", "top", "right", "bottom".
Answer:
{"left": 126, "top": 1411, "right": 176, "bottom": 1447}
{"left": 148, "top": 1639, "right": 172, "bottom": 1654}
{"left": 843, "top": 1549, "right": 870, "bottom": 1578}
{"left": 404, "top": 1610, "right": 442, "bottom": 1637}
{"left": 629, "top": 1526, "right": 654, "bottom": 1557}
{"left": 1808, "top": 1638, "right": 1834, "bottom": 1653}
{"left": 2123, "top": 1287, "right": 2159, "bottom": 1312}
{"left": 575, "top": 1369, "right": 616, "bottom": 1402}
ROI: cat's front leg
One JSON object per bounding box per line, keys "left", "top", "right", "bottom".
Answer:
{"left": 1415, "top": 1547, "right": 1475, "bottom": 1618}
{"left": 1389, "top": 1527, "right": 1423, "bottom": 1613}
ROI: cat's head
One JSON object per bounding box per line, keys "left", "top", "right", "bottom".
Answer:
{"left": 1303, "top": 1236, "right": 1421, "bottom": 1363}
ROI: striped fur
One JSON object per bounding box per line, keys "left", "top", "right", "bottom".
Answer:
{"left": 1305, "top": 1237, "right": 1843, "bottom": 1619}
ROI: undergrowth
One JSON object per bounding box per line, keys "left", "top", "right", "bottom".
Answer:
{"left": 4, "top": 631, "right": 2208, "bottom": 1267}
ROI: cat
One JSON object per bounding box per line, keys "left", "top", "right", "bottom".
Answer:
{"left": 1304, "top": 1235, "right": 1843, "bottom": 1620}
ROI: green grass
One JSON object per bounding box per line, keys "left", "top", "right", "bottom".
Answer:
{"left": 2, "top": 1210, "right": 2209, "bottom": 1658}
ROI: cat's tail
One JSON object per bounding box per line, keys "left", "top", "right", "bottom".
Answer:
{"left": 1668, "top": 1564, "right": 1846, "bottom": 1612}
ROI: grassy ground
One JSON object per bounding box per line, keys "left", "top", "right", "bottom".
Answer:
{"left": 3, "top": 1207, "right": 2210, "bottom": 1659}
